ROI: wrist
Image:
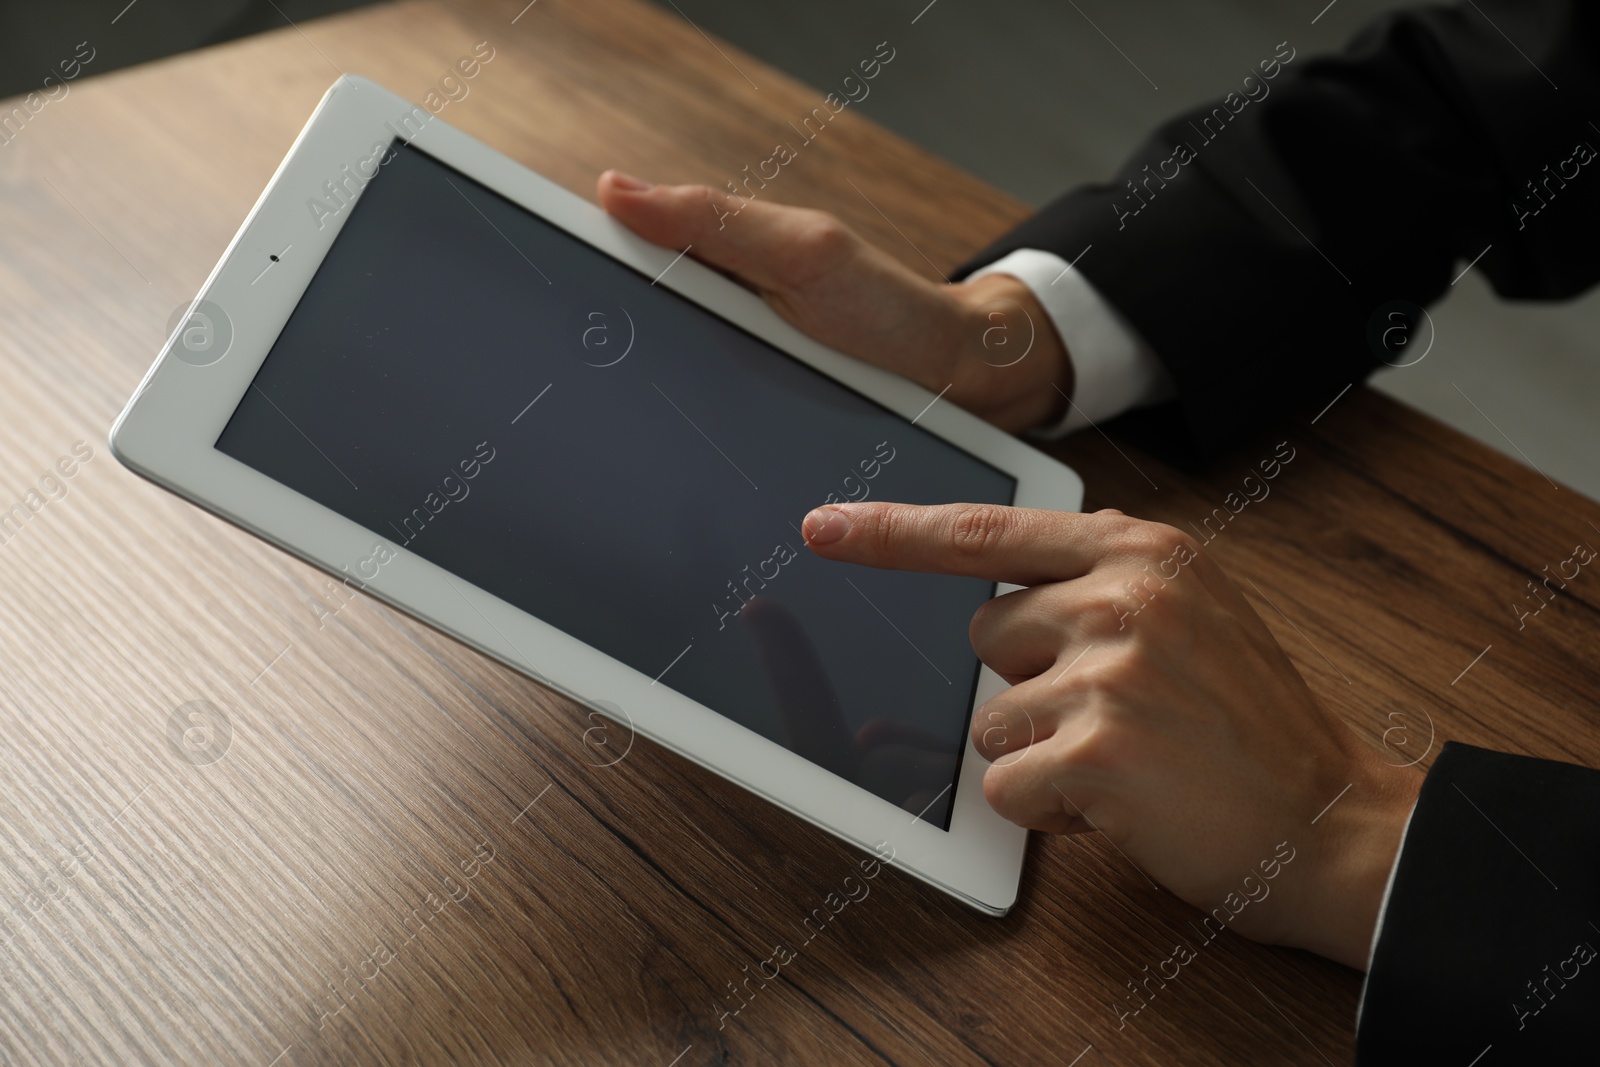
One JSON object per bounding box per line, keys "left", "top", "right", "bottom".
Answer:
{"left": 949, "top": 274, "right": 1073, "bottom": 432}
{"left": 1287, "top": 753, "right": 1422, "bottom": 969}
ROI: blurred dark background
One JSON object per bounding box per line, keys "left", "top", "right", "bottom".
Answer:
{"left": 0, "top": 1, "right": 377, "bottom": 101}
{"left": 3, "top": 0, "right": 1596, "bottom": 498}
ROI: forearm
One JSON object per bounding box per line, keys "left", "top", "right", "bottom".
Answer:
{"left": 955, "top": 1, "right": 1600, "bottom": 458}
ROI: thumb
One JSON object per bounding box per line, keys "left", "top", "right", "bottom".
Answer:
{"left": 596, "top": 170, "right": 858, "bottom": 294}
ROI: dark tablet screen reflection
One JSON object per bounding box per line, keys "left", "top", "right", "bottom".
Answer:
{"left": 216, "top": 142, "right": 1016, "bottom": 829}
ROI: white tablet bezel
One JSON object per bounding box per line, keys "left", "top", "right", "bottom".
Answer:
{"left": 110, "top": 76, "right": 1083, "bottom": 915}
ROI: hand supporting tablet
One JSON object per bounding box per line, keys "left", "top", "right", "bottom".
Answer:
{"left": 595, "top": 170, "right": 1075, "bottom": 434}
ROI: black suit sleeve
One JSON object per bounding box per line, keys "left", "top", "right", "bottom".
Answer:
{"left": 1356, "top": 742, "right": 1600, "bottom": 1063}
{"left": 954, "top": 1, "right": 1600, "bottom": 459}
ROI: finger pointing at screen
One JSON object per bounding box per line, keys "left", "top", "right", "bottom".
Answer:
{"left": 801, "top": 500, "right": 1424, "bottom": 971}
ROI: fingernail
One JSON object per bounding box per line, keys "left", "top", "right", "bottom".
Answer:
{"left": 609, "top": 171, "right": 652, "bottom": 192}
{"left": 802, "top": 506, "right": 850, "bottom": 546}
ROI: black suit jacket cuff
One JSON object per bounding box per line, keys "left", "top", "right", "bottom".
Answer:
{"left": 1356, "top": 741, "right": 1600, "bottom": 1063}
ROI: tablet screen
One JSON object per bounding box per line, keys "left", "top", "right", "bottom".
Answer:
{"left": 217, "top": 141, "right": 1014, "bottom": 829}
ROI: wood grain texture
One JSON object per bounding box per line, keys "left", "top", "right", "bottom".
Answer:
{"left": 1, "top": 1, "right": 1597, "bottom": 1064}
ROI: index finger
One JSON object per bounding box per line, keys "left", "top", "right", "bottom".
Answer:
{"left": 800, "top": 501, "right": 1108, "bottom": 585}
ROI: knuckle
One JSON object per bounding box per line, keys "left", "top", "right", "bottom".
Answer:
{"left": 793, "top": 211, "right": 854, "bottom": 264}
{"left": 967, "top": 594, "right": 1006, "bottom": 640}
{"left": 949, "top": 504, "right": 1011, "bottom": 558}
{"left": 970, "top": 714, "right": 991, "bottom": 752}
{"left": 967, "top": 612, "right": 988, "bottom": 653}
{"left": 1078, "top": 656, "right": 1140, "bottom": 699}
{"left": 1063, "top": 714, "right": 1124, "bottom": 774}
{"left": 971, "top": 693, "right": 1043, "bottom": 762}
{"left": 1147, "top": 523, "right": 1199, "bottom": 560}
{"left": 686, "top": 185, "right": 739, "bottom": 234}
{"left": 690, "top": 184, "right": 727, "bottom": 214}
{"left": 1092, "top": 576, "right": 1158, "bottom": 635}
{"left": 1166, "top": 528, "right": 1202, "bottom": 557}
{"left": 981, "top": 763, "right": 1026, "bottom": 819}
{"left": 1117, "top": 521, "right": 1172, "bottom": 557}
{"left": 972, "top": 706, "right": 1011, "bottom": 756}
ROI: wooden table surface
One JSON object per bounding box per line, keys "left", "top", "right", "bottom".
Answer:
{"left": 2, "top": 1, "right": 1597, "bottom": 1063}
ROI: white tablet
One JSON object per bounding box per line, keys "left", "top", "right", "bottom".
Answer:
{"left": 110, "top": 76, "right": 1083, "bottom": 915}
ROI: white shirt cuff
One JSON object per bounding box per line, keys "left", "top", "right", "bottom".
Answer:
{"left": 967, "top": 248, "right": 1174, "bottom": 438}
{"left": 1355, "top": 796, "right": 1420, "bottom": 1025}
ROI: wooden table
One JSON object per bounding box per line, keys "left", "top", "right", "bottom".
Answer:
{"left": 2, "top": 1, "right": 1597, "bottom": 1063}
